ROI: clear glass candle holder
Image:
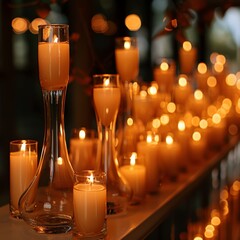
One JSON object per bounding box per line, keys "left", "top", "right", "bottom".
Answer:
{"left": 73, "top": 170, "right": 107, "bottom": 239}
{"left": 9, "top": 139, "right": 38, "bottom": 219}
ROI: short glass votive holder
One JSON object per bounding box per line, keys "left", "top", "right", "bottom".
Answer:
{"left": 119, "top": 153, "right": 146, "bottom": 205}
{"left": 9, "top": 139, "right": 38, "bottom": 218}
{"left": 69, "top": 128, "right": 99, "bottom": 172}
{"left": 73, "top": 170, "right": 107, "bottom": 239}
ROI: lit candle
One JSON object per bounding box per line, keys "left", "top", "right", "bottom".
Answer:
{"left": 179, "top": 41, "right": 197, "bottom": 74}
{"left": 189, "top": 130, "right": 206, "bottom": 163}
{"left": 115, "top": 37, "right": 139, "bottom": 81}
{"left": 158, "top": 135, "right": 181, "bottom": 181}
{"left": 153, "top": 59, "right": 176, "bottom": 93}
{"left": 174, "top": 74, "right": 193, "bottom": 106}
{"left": 137, "top": 133, "right": 160, "bottom": 193}
{"left": 93, "top": 79, "right": 121, "bottom": 127}
{"left": 10, "top": 140, "right": 37, "bottom": 212}
{"left": 195, "top": 62, "right": 210, "bottom": 92}
{"left": 73, "top": 172, "right": 106, "bottom": 235}
{"left": 38, "top": 37, "right": 69, "bottom": 90}
{"left": 119, "top": 152, "right": 146, "bottom": 204}
{"left": 70, "top": 129, "right": 98, "bottom": 172}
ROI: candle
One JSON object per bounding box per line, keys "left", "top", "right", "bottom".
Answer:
{"left": 174, "top": 74, "right": 193, "bottom": 106}
{"left": 137, "top": 134, "right": 160, "bottom": 193}
{"left": 115, "top": 37, "right": 139, "bottom": 82}
{"left": 38, "top": 40, "right": 69, "bottom": 90}
{"left": 189, "top": 130, "right": 206, "bottom": 163}
{"left": 153, "top": 59, "right": 176, "bottom": 93}
{"left": 93, "top": 87, "right": 121, "bottom": 126}
{"left": 195, "top": 62, "right": 211, "bottom": 92}
{"left": 158, "top": 135, "right": 181, "bottom": 181}
{"left": 119, "top": 152, "right": 146, "bottom": 204}
{"left": 73, "top": 171, "right": 106, "bottom": 237}
{"left": 10, "top": 140, "right": 37, "bottom": 217}
{"left": 179, "top": 41, "right": 197, "bottom": 74}
{"left": 70, "top": 129, "right": 98, "bottom": 172}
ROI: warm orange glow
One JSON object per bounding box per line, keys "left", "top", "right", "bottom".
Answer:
{"left": 130, "top": 152, "right": 137, "bottom": 166}
{"left": 193, "top": 236, "right": 203, "bottom": 240}
{"left": 212, "top": 113, "right": 221, "bottom": 124}
{"left": 166, "top": 135, "right": 173, "bottom": 145}
{"left": 152, "top": 118, "right": 161, "bottom": 128}
{"left": 207, "top": 105, "right": 217, "bottom": 117}
{"left": 57, "top": 157, "right": 63, "bottom": 165}
{"left": 222, "top": 98, "right": 232, "bottom": 110}
{"left": 207, "top": 76, "right": 217, "bottom": 87}
{"left": 178, "top": 120, "right": 185, "bottom": 131}
{"left": 140, "top": 90, "right": 147, "bottom": 97}
{"left": 79, "top": 129, "right": 86, "bottom": 139}
{"left": 125, "top": 14, "right": 141, "bottom": 31}
{"left": 194, "top": 90, "right": 203, "bottom": 100}
{"left": 204, "top": 229, "right": 214, "bottom": 239}
{"left": 226, "top": 73, "right": 237, "bottom": 86}
{"left": 197, "top": 62, "right": 207, "bottom": 74}
{"left": 183, "top": 41, "right": 192, "bottom": 51}
{"left": 148, "top": 86, "right": 157, "bottom": 95}
{"left": 192, "top": 116, "right": 200, "bottom": 127}
{"left": 192, "top": 131, "right": 201, "bottom": 141}
{"left": 178, "top": 75, "right": 188, "bottom": 87}
{"left": 160, "top": 114, "right": 169, "bottom": 125}
{"left": 199, "top": 119, "right": 208, "bottom": 129}
{"left": 29, "top": 18, "right": 48, "bottom": 34}
{"left": 91, "top": 14, "right": 108, "bottom": 33}
{"left": 146, "top": 134, "right": 153, "bottom": 143}
{"left": 167, "top": 102, "right": 176, "bottom": 113}
{"left": 12, "top": 17, "right": 29, "bottom": 34}
{"left": 220, "top": 189, "right": 229, "bottom": 200}
{"left": 228, "top": 124, "right": 238, "bottom": 136}
{"left": 210, "top": 52, "right": 218, "bottom": 64}
{"left": 211, "top": 216, "right": 221, "bottom": 226}
{"left": 160, "top": 62, "right": 169, "bottom": 71}
{"left": 213, "top": 63, "right": 224, "bottom": 73}
{"left": 127, "top": 117, "right": 134, "bottom": 126}
{"left": 216, "top": 54, "right": 226, "bottom": 65}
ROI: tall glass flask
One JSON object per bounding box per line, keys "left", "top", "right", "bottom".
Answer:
{"left": 93, "top": 74, "right": 132, "bottom": 216}
{"left": 19, "top": 24, "right": 74, "bottom": 234}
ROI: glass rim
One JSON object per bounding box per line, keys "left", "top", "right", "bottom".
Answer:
{"left": 38, "top": 24, "right": 69, "bottom": 29}
{"left": 93, "top": 74, "right": 119, "bottom": 78}
{"left": 10, "top": 139, "right": 38, "bottom": 146}
{"left": 115, "top": 36, "right": 137, "bottom": 41}
{"left": 74, "top": 170, "right": 106, "bottom": 178}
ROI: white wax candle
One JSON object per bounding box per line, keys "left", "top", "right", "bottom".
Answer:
{"left": 93, "top": 88, "right": 121, "bottom": 126}
{"left": 73, "top": 183, "right": 106, "bottom": 233}
{"left": 38, "top": 42, "right": 69, "bottom": 90}
{"left": 70, "top": 138, "right": 98, "bottom": 172}
{"left": 10, "top": 151, "right": 37, "bottom": 210}
{"left": 119, "top": 164, "right": 146, "bottom": 202}
{"left": 115, "top": 48, "right": 139, "bottom": 81}
{"left": 179, "top": 41, "right": 197, "bottom": 74}
{"left": 137, "top": 141, "right": 160, "bottom": 193}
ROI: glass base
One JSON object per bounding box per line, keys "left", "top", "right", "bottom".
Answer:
{"left": 72, "top": 225, "right": 107, "bottom": 240}
{"left": 23, "top": 213, "right": 72, "bottom": 234}
{"left": 9, "top": 205, "right": 22, "bottom": 219}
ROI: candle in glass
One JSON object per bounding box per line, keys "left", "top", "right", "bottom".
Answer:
{"left": 73, "top": 171, "right": 107, "bottom": 239}
{"left": 9, "top": 140, "right": 38, "bottom": 218}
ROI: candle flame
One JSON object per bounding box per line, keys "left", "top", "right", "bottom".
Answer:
{"left": 178, "top": 120, "right": 185, "bottom": 131}
{"left": 152, "top": 118, "right": 161, "bottom": 128}
{"left": 199, "top": 119, "right": 208, "bottom": 129}
{"left": 160, "top": 114, "right": 169, "bottom": 125}
{"left": 183, "top": 41, "right": 192, "bottom": 51}
{"left": 127, "top": 117, "right": 133, "bottom": 126}
{"left": 212, "top": 113, "right": 221, "bottom": 124}
{"left": 226, "top": 73, "right": 236, "bottom": 86}
{"left": 192, "top": 131, "right": 201, "bottom": 142}
{"left": 79, "top": 129, "right": 86, "bottom": 139}
{"left": 207, "top": 76, "right": 217, "bottom": 87}
{"left": 146, "top": 134, "right": 153, "bottom": 143}
{"left": 103, "top": 77, "right": 110, "bottom": 86}
{"left": 57, "top": 157, "right": 63, "bottom": 165}
{"left": 197, "top": 62, "right": 207, "bottom": 74}
{"left": 20, "top": 140, "right": 27, "bottom": 151}
{"left": 214, "top": 63, "right": 224, "bottom": 73}
{"left": 178, "top": 76, "right": 187, "bottom": 87}
{"left": 166, "top": 135, "right": 173, "bottom": 145}
{"left": 194, "top": 90, "right": 203, "bottom": 100}
{"left": 124, "top": 41, "right": 131, "bottom": 49}
{"left": 148, "top": 86, "right": 157, "bottom": 95}
{"left": 140, "top": 90, "right": 147, "bottom": 97}
{"left": 160, "top": 61, "right": 169, "bottom": 71}
{"left": 167, "top": 102, "right": 176, "bottom": 113}
{"left": 53, "top": 35, "right": 58, "bottom": 43}
{"left": 130, "top": 152, "right": 137, "bottom": 166}
{"left": 87, "top": 173, "right": 94, "bottom": 184}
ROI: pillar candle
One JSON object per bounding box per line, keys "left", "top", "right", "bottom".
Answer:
{"left": 195, "top": 62, "right": 211, "bottom": 92}
{"left": 179, "top": 41, "right": 197, "bottom": 74}
{"left": 119, "top": 153, "right": 146, "bottom": 204}
{"left": 38, "top": 41, "right": 69, "bottom": 90}
{"left": 10, "top": 147, "right": 37, "bottom": 210}
{"left": 73, "top": 176, "right": 106, "bottom": 234}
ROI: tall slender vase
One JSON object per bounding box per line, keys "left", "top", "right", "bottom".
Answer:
{"left": 19, "top": 24, "right": 74, "bottom": 234}
{"left": 93, "top": 74, "right": 132, "bottom": 216}
{"left": 115, "top": 37, "right": 139, "bottom": 160}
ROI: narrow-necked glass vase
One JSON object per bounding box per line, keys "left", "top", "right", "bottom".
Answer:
{"left": 19, "top": 24, "right": 74, "bottom": 234}
{"left": 93, "top": 74, "right": 132, "bottom": 216}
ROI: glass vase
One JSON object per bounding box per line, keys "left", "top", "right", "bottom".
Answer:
{"left": 19, "top": 24, "right": 74, "bottom": 234}
{"left": 93, "top": 74, "right": 132, "bottom": 216}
